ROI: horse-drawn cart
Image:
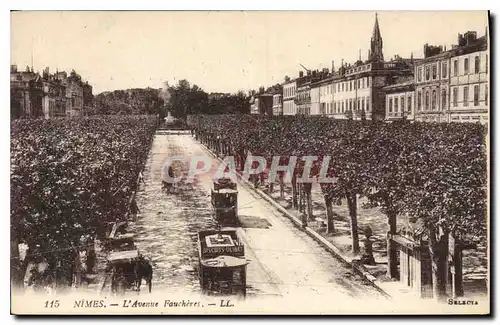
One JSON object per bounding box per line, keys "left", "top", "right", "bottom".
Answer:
{"left": 101, "top": 250, "right": 152, "bottom": 295}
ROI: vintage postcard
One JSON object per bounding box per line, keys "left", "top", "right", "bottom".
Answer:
{"left": 10, "top": 10, "right": 490, "bottom": 315}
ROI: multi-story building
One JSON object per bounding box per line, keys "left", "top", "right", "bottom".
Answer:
{"left": 413, "top": 44, "right": 451, "bottom": 123}
{"left": 282, "top": 77, "right": 297, "bottom": 115}
{"left": 383, "top": 76, "right": 415, "bottom": 121}
{"left": 41, "top": 67, "right": 66, "bottom": 118}
{"left": 449, "top": 31, "right": 488, "bottom": 124}
{"left": 295, "top": 73, "right": 311, "bottom": 115}
{"left": 310, "top": 69, "right": 333, "bottom": 116}
{"left": 272, "top": 93, "right": 283, "bottom": 116}
{"left": 249, "top": 93, "right": 273, "bottom": 115}
{"left": 10, "top": 65, "right": 43, "bottom": 119}
{"left": 414, "top": 30, "right": 488, "bottom": 124}
{"left": 11, "top": 65, "right": 92, "bottom": 119}
{"left": 331, "top": 15, "right": 415, "bottom": 120}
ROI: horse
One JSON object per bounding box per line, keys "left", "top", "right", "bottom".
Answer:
{"left": 134, "top": 258, "right": 153, "bottom": 293}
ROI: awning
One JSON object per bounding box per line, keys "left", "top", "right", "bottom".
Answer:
{"left": 201, "top": 255, "right": 248, "bottom": 268}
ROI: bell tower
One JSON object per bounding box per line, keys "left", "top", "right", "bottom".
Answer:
{"left": 369, "top": 13, "right": 384, "bottom": 62}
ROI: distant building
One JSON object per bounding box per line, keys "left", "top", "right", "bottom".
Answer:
{"left": 10, "top": 65, "right": 43, "bottom": 119}
{"left": 331, "top": 14, "right": 415, "bottom": 120}
{"left": 383, "top": 76, "right": 415, "bottom": 121}
{"left": 282, "top": 77, "right": 297, "bottom": 115}
{"left": 10, "top": 65, "right": 92, "bottom": 119}
{"left": 272, "top": 93, "right": 283, "bottom": 116}
{"left": 249, "top": 94, "right": 273, "bottom": 115}
{"left": 295, "top": 72, "right": 311, "bottom": 115}
{"left": 414, "top": 30, "right": 488, "bottom": 124}
{"left": 449, "top": 31, "right": 488, "bottom": 124}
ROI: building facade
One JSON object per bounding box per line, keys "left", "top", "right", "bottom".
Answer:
{"left": 10, "top": 65, "right": 93, "bottom": 119}
{"left": 414, "top": 31, "right": 488, "bottom": 124}
{"left": 414, "top": 45, "right": 451, "bottom": 123}
{"left": 282, "top": 78, "right": 297, "bottom": 115}
{"left": 249, "top": 94, "right": 273, "bottom": 115}
{"left": 448, "top": 32, "right": 488, "bottom": 124}
{"left": 272, "top": 93, "right": 283, "bottom": 116}
{"left": 10, "top": 65, "right": 43, "bottom": 119}
{"left": 384, "top": 77, "right": 415, "bottom": 121}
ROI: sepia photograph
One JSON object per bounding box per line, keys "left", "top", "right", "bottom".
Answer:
{"left": 9, "top": 9, "right": 490, "bottom": 315}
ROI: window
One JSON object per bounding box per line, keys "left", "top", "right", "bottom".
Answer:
{"left": 389, "top": 98, "right": 393, "bottom": 112}
{"left": 394, "top": 97, "right": 399, "bottom": 112}
{"left": 350, "top": 81, "right": 353, "bottom": 91}
{"left": 407, "top": 95, "right": 412, "bottom": 113}
{"left": 463, "top": 86, "right": 469, "bottom": 106}
{"left": 358, "top": 80, "right": 361, "bottom": 89}
{"left": 442, "top": 62, "right": 448, "bottom": 78}
{"left": 418, "top": 67, "right": 422, "bottom": 82}
{"left": 453, "top": 87, "right": 458, "bottom": 107}
{"left": 475, "top": 56, "right": 480, "bottom": 74}
{"left": 474, "top": 85, "right": 479, "bottom": 106}
{"left": 417, "top": 91, "right": 422, "bottom": 111}
{"left": 425, "top": 91, "right": 430, "bottom": 110}
{"left": 362, "top": 78, "right": 365, "bottom": 88}
{"left": 349, "top": 99, "right": 352, "bottom": 110}
{"left": 464, "top": 58, "right": 469, "bottom": 74}
{"left": 357, "top": 99, "right": 360, "bottom": 110}
{"left": 441, "top": 89, "right": 447, "bottom": 110}
{"left": 342, "top": 102, "right": 344, "bottom": 112}
{"left": 453, "top": 60, "right": 458, "bottom": 76}
{"left": 432, "top": 90, "right": 437, "bottom": 110}
{"left": 362, "top": 98, "right": 365, "bottom": 111}
{"left": 367, "top": 77, "right": 370, "bottom": 87}
{"left": 425, "top": 66, "right": 430, "bottom": 80}
{"left": 342, "top": 83, "right": 344, "bottom": 92}
{"left": 432, "top": 64, "right": 437, "bottom": 79}
{"left": 400, "top": 96, "right": 405, "bottom": 112}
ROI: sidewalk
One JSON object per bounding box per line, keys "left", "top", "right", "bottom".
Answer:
{"left": 204, "top": 145, "right": 487, "bottom": 299}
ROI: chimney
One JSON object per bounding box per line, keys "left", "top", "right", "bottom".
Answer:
{"left": 464, "top": 31, "right": 477, "bottom": 45}
{"left": 299, "top": 71, "right": 304, "bottom": 78}
{"left": 307, "top": 70, "right": 311, "bottom": 76}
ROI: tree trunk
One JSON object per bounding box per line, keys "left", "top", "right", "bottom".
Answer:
{"left": 10, "top": 235, "right": 23, "bottom": 289}
{"left": 428, "top": 225, "right": 449, "bottom": 301}
{"left": 304, "top": 183, "right": 314, "bottom": 221}
{"left": 86, "top": 237, "right": 96, "bottom": 274}
{"left": 387, "top": 209, "right": 399, "bottom": 279}
{"left": 291, "top": 175, "right": 298, "bottom": 208}
{"left": 324, "top": 195, "right": 335, "bottom": 234}
{"left": 453, "top": 239, "right": 464, "bottom": 298}
{"left": 279, "top": 173, "right": 285, "bottom": 200}
{"left": 346, "top": 192, "right": 360, "bottom": 254}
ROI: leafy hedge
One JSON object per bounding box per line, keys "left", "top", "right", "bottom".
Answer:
{"left": 11, "top": 115, "right": 157, "bottom": 283}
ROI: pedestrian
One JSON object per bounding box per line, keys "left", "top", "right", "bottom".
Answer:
{"left": 138, "top": 171, "right": 146, "bottom": 186}
{"left": 130, "top": 198, "right": 140, "bottom": 221}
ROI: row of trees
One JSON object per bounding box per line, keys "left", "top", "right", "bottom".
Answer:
{"left": 10, "top": 116, "right": 157, "bottom": 290}
{"left": 91, "top": 80, "right": 251, "bottom": 121}
{"left": 187, "top": 114, "right": 488, "bottom": 300}
{"left": 92, "top": 88, "right": 165, "bottom": 116}
{"left": 164, "top": 80, "right": 250, "bottom": 120}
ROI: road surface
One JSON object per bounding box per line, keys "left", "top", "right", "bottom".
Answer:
{"left": 127, "top": 132, "right": 383, "bottom": 300}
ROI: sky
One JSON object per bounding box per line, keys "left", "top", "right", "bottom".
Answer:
{"left": 10, "top": 11, "right": 489, "bottom": 95}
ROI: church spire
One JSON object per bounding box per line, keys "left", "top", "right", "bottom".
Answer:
{"left": 370, "top": 12, "right": 384, "bottom": 62}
